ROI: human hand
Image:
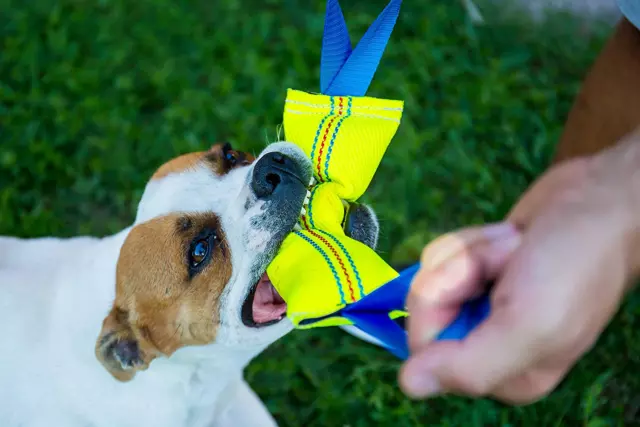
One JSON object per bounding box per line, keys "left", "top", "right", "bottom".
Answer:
{"left": 398, "top": 140, "right": 640, "bottom": 404}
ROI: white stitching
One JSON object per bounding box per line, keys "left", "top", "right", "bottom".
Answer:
{"left": 285, "top": 109, "right": 401, "bottom": 124}
{"left": 285, "top": 99, "right": 403, "bottom": 112}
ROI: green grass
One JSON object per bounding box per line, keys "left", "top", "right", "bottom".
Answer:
{"left": 1, "top": 0, "right": 639, "bottom": 425}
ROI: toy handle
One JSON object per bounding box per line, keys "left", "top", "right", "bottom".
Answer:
{"left": 400, "top": 263, "right": 492, "bottom": 352}
{"left": 321, "top": 0, "right": 402, "bottom": 96}
{"left": 343, "top": 262, "right": 492, "bottom": 359}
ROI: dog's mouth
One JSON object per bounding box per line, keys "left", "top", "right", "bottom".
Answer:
{"left": 241, "top": 271, "right": 287, "bottom": 327}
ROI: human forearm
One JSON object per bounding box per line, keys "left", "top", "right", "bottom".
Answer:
{"left": 554, "top": 18, "right": 640, "bottom": 164}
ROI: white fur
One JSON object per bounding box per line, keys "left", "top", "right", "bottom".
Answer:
{"left": 0, "top": 143, "right": 308, "bottom": 427}
{"left": 0, "top": 141, "right": 382, "bottom": 427}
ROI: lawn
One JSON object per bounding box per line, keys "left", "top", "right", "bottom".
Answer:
{"left": 1, "top": 0, "right": 639, "bottom": 425}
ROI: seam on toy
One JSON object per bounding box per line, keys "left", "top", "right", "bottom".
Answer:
{"left": 317, "top": 228, "right": 364, "bottom": 299}
{"left": 309, "top": 97, "right": 335, "bottom": 174}
{"left": 308, "top": 228, "right": 356, "bottom": 303}
{"left": 294, "top": 230, "right": 346, "bottom": 305}
{"left": 306, "top": 186, "right": 320, "bottom": 229}
{"left": 290, "top": 312, "right": 350, "bottom": 326}
{"left": 290, "top": 306, "right": 345, "bottom": 318}
{"left": 286, "top": 99, "right": 402, "bottom": 111}
{"left": 300, "top": 213, "right": 355, "bottom": 303}
{"left": 315, "top": 96, "right": 343, "bottom": 182}
{"left": 285, "top": 109, "right": 400, "bottom": 123}
{"left": 324, "top": 96, "right": 352, "bottom": 181}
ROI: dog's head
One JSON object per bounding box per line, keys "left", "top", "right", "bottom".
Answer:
{"left": 95, "top": 142, "right": 311, "bottom": 381}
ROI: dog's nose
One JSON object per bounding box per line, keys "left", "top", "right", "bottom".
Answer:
{"left": 251, "top": 152, "right": 303, "bottom": 199}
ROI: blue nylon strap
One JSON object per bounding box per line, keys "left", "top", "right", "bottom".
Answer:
{"left": 320, "top": 0, "right": 402, "bottom": 96}
{"left": 341, "top": 263, "right": 491, "bottom": 359}
{"left": 320, "top": 0, "right": 352, "bottom": 93}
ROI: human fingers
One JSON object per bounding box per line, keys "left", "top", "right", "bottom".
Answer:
{"left": 400, "top": 304, "right": 537, "bottom": 399}
{"left": 406, "top": 223, "right": 521, "bottom": 351}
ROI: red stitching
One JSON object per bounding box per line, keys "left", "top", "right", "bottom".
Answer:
{"left": 311, "top": 234, "right": 355, "bottom": 302}
{"left": 301, "top": 214, "right": 356, "bottom": 302}
{"left": 315, "top": 97, "right": 344, "bottom": 181}
{"left": 316, "top": 117, "right": 335, "bottom": 181}
{"left": 302, "top": 215, "right": 312, "bottom": 230}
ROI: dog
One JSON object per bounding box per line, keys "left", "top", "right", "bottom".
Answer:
{"left": 0, "top": 141, "right": 382, "bottom": 427}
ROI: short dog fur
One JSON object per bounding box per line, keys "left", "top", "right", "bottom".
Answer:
{"left": 0, "top": 141, "right": 381, "bottom": 427}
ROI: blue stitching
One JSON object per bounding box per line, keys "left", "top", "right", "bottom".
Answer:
{"left": 294, "top": 231, "right": 346, "bottom": 305}
{"left": 317, "top": 229, "right": 365, "bottom": 299}
{"left": 323, "top": 96, "right": 352, "bottom": 181}
{"left": 306, "top": 185, "right": 320, "bottom": 229}
{"left": 310, "top": 97, "right": 336, "bottom": 163}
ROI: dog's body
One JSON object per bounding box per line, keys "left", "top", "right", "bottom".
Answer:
{"left": 0, "top": 142, "right": 381, "bottom": 427}
{"left": 1, "top": 230, "right": 269, "bottom": 427}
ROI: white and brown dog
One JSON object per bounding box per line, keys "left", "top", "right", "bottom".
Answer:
{"left": 0, "top": 141, "right": 381, "bottom": 427}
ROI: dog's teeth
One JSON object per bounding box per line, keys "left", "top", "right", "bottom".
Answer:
{"left": 301, "top": 207, "right": 307, "bottom": 216}
{"left": 306, "top": 190, "right": 312, "bottom": 198}
{"left": 309, "top": 176, "right": 316, "bottom": 186}
{"left": 294, "top": 223, "right": 302, "bottom": 231}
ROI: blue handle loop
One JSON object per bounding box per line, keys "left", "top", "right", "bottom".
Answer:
{"left": 320, "top": 0, "right": 402, "bottom": 96}
{"left": 341, "top": 263, "right": 492, "bottom": 359}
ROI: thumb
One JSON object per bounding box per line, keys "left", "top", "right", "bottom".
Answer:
{"left": 400, "top": 303, "right": 538, "bottom": 399}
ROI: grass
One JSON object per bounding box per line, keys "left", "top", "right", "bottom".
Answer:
{"left": 1, "top": 0, "right": 639, "bottom": 425}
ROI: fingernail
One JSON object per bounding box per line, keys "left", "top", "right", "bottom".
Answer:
{"left": 422, "top": 223, "right": 516, "bottom": 272}
{"left": 404, "top": 372, "right": 442, "bottom": 398}
{"left": 423, "top": 240, "right": 467, "bottom": 272}
{"left": 419, "top": 257, "right": 468, "bottom": 303}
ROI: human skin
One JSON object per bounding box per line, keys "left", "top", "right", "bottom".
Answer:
{"left": 398, "top": 129, "right": 640, "bottom": 404}
{"left": 397, "top": 15, "right": 640, "bottom": 404}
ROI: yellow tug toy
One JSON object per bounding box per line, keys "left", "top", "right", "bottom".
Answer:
{"left": 266, "top": 0, "right": 491, "bottom": 359}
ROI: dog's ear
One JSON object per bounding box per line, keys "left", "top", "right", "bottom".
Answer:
{"left": 95, "top": 307, "right": 155, "bottom": 382}
{"left": 344, "top": 202, "right": 380, "bottom": 250}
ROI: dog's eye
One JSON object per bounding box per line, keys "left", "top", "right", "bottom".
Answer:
{"left": 190, "top": 240, "right": 209, "bottom": 267}
{"left": 225, "top": 151, "right": 237, "bottom": 166}
{"left": 222, "top": 143, "right": 237, "bottom": 167}
{"left": 188, "top": 232, "right": 217, "bottom": 271}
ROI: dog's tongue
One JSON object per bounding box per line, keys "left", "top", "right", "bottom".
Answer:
{"left": 253, "top": 272, "right": 287, "bottom": 324}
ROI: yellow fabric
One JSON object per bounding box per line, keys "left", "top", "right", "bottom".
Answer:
{"left": 266, "top": 89, "right": 407, "bottom": 328}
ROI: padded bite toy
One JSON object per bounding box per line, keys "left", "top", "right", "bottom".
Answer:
{"left": 266, "top": 0, "right": 491, "bottom": 359}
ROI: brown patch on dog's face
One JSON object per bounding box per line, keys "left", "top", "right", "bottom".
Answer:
{"left": 96, "top": 211, "right": 233, "bottom": 381}
{"left": 152, "top": 143, "right": 254, "bottom": 180}
{"left": 96, "top": 142, "right": 261, "bottom": 381}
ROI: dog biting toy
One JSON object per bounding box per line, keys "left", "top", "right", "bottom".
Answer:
{"left": 266, "top": 0, "right": 491, "bottom": 359}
